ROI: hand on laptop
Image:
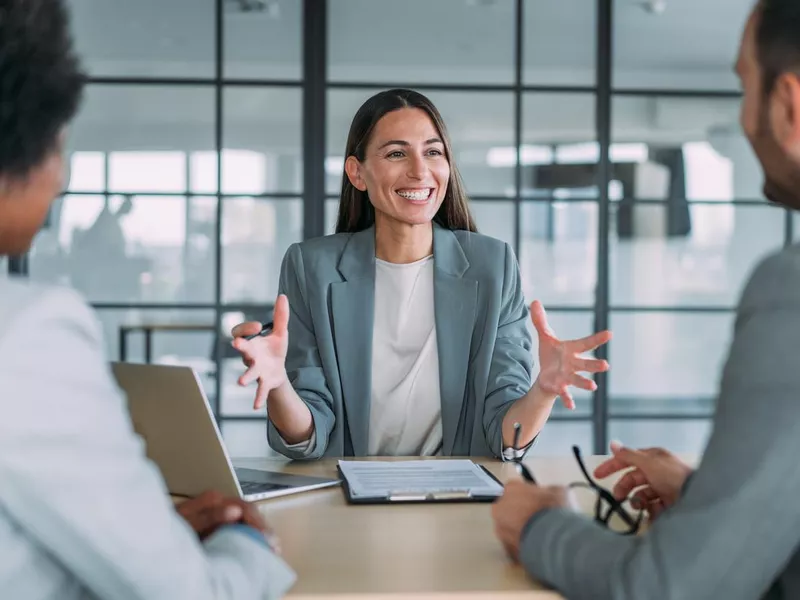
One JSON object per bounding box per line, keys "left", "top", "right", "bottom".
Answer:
{"left": 177, "top": 491, "right": 276, "bottom": 545}
{"left": 593, "top": 442, "right": 693, "bottom": 521}
{"left": 231, "top": 294, "right": 290, "bottom": 410}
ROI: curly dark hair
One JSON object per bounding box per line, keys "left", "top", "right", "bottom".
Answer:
{"left": 0, "top": 0, "right": 85, "bottom": 180}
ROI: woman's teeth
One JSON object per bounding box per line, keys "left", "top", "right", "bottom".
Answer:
{"left": 397, "top": 189, "right": 431, "bottom": 201}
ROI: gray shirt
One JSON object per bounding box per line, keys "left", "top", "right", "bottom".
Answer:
{"left": 519, "top": 245, "right": 800, "bottom": 600}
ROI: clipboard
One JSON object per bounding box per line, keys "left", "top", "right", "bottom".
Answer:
{"left": 336, "top": 462, "right": 505, "bottom": 505}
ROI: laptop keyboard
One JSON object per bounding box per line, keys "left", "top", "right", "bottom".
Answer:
{"left": 239, "top": 480, "right": 289, "bottom": 495}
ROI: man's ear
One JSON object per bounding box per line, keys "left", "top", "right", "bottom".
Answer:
{"left": 344, "top": 156, "right": 367, "bottom": 192}
{"left": 769, "top": 73, "right": 800, "bottom": 154}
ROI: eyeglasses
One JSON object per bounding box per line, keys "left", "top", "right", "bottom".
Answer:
{"left": 509, "top": 425, "right": 642, "bottom": 536}
{"left": 568, "top": 445, "right": 643, "bottom": 535}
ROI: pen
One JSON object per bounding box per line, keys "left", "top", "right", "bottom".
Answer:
{"left": 512, "top": 422, "right": 537, "bottom": 484}
{"left": 243, "top": 321, "right": 274, "bottom": 341}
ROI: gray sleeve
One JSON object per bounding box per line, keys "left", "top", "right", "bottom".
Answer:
{"left": 267, "top": 243, "right": 334, "bottom": 460}
{"left": 519, "top": 249, "right": 800, "bottom": 600}
{"left": 0, "top": 288, "right": 295, "bottom": 600}
{"left": 482, "top": 243, "right": 535, "bottom": 459}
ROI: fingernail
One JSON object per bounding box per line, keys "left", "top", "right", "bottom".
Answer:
{"left": 610, "top": 439, "right": 623, "bottom": 451}
{"left": 224, "top": 505, "right": 243, "bottom": 520}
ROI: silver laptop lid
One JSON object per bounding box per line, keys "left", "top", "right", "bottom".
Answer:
{"left": 111, "top": 362, "right": 243, "bottom": 499}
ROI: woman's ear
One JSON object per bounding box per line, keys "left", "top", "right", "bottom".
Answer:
{"left": 344, "top": 156, "right": 368, "bottom": 192}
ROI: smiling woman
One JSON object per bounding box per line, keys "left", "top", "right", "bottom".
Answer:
{"left": 336, "top": 89, "right": 475, "bottom": 238}
{"left": 230, "top": 88, "right": 612, "bottom": 460}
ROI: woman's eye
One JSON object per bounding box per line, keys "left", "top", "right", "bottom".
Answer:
{"left": 427, "top": 149, "right": 443, "bottom": 156}
{"left": 387, "top": 151, "right": 404, "bottom": 159}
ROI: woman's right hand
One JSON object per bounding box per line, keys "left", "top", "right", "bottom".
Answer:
{"left": 231, "top": 294, "right": 290, "bottom": 410}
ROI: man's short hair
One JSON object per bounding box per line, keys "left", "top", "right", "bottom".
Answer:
{"left": 757, "top": 0, "right": 800, "bottom": 94}
{"left": 0, "top": 0, "right": 85, "bottom": 180}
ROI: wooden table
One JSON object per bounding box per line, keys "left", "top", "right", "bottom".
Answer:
{"left": 232, "top": 455, "right": 618, "bottom": 600}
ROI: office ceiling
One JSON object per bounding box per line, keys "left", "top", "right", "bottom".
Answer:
{"left": 66, "top": 0, "right": 752, "bottom": 151}
{"left": 69, "top": 0, "right": 752, "bottom": 84}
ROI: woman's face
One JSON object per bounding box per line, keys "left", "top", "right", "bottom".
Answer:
{"left": 345, "top": 107, "right": 450, "bottom": 228}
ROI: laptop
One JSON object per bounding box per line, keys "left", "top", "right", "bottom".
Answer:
{"left": 111, "top": 362, "right": 340, "bottom": 501}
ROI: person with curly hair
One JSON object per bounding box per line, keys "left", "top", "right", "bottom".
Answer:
{"left": 0, "top": 1, "right": 295, "bottom": 598}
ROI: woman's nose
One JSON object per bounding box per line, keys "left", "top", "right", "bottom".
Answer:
{"left": 407, "top": 154, "right": 427, "bottom": 179}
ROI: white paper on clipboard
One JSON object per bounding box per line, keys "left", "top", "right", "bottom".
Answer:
{"left": 337, "top": 459, "right": 504, "bottom": 500}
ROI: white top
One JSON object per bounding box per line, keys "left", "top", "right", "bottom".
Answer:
{"left": 369, "top": 255, "right": 442, "bottom": 456}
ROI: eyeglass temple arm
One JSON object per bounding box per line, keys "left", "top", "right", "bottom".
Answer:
{"left": 572, "top": 446, "right": 640, "bottom": 528}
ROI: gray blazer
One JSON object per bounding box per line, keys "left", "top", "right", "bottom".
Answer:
{"left": 519, "top": 244, "right": 800, "bottom": 600}
{"left": 267, "top": 224, "right": 534, "bottom": 459}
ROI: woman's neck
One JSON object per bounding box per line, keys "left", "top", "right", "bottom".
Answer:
{"left": 374, "top": 217, "right": 433, "bottom": 264}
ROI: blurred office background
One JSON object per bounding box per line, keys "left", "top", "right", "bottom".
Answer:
{"left": 7, "top": 0, "right": 779, "bottom": 457}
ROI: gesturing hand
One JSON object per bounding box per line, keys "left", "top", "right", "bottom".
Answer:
{"left": 593, "top": 442, "right": 694, "bottom": 521}
{"left": 530, "top": 300, "right": 612, "bottom": 410}
{"left": 231, "top": 294, "right": 290, "bottom": 410}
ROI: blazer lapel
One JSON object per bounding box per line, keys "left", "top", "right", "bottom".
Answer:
{"left": 433, "top": 226, "right": 477, "bottom": 456}
{"left": 330, "top": 227, "right": 376, "bottom": 457}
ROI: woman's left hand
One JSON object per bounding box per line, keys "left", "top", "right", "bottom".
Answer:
{"left": 530, "top": 300, "right": 612, "bottom": 410}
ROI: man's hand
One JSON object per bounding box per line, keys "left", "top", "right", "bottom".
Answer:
{"left": 492, "top": 481, "right": 573, "bottom": 562}
{"left": 176, "top": 490, "right": 277, "bottom": 550}
{"left": 593, "top": 442, "right": 693, "bottom": 521}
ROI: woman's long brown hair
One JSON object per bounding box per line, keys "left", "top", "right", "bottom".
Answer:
{"left": 335, "top": 88, "right": 477, "bottom": 234}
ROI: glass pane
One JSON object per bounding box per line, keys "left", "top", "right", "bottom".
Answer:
{"left": 224, "top": 87, "right": 303, "bottom": 194}
{"left": 608, "top": 420, "right": 712, "bottom": 456}
{"left": 224, "top": 0, "right": 302, "bottom": 80}
{"left": 609, "top": 312, "right": 734, "bottom": 405}
{"left": 793, "top": 211, "right": 800, "bottom": 242}
{"left": 613, "top": 0, "right": 751, "bottom": 91}
{"left": 471, "top": 201, "right": 515, "bottom": 249}
{"left": 70, "top": 0, "right": 214, "bottom": 78}
{"left": 327, "top": 90, "right": 515, "bottom": 196}
{"left": 222, "top": 198, "right": 303, "bottom": 303}
{"left": 325, "top": 198, "right": 339, "bottom": 235}
{"left": 521, "top": 94, "right": 597, "bottom": 199}
{"left": 0, "top": 256, "right": 7, "bottom": 278}
{"left": 221, "top": 421, "right": 277, "bottom": 458}
{"left": 30, "top": 195, "right": 218, "bottom": 303}
{"left": 611, "top": 204, "right": 784, "bottom": 307}
{"left": 520, "top": 202, "right": 597, "bottom": 307}
{"left": 529, "top": 311, "right": 596, "bottom": 418}
{"left": 95, "top": 308, "right": 216, "bottom": 400}
{"left": 612, "top": 96, "right": 761, "bottom": 201}
{"left": 523, "top": 0, "right": 596, "bottom": 86}
{"left": 67, "top": 152, "right": 105, "bottom": 192}
{"left": 529, "top": 421, "right": 593, "bottom": 457}
{"left": 69, "top": 86, "right": 214, "bottom": 194}
{"left": 329, "top": 0, "right": 515, "bottom": 84}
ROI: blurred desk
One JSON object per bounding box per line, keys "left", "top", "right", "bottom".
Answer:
{"left": 231, "top": 455, "right": 618, "bottom": 600}
{"left": 118, "top": 323, "right": 216, "bottom": 363}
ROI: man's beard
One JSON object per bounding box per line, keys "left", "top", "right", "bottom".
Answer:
{"left": 753, "top": 109, "right": 800, "bottom": 210}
